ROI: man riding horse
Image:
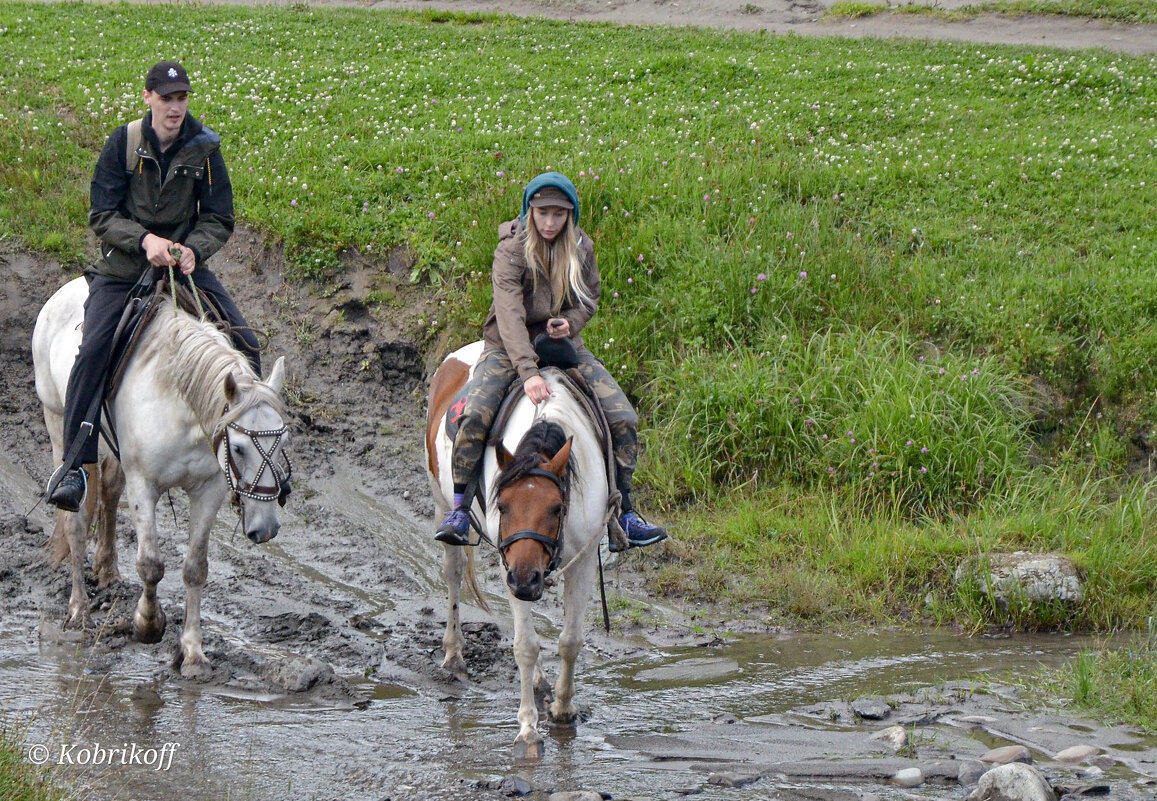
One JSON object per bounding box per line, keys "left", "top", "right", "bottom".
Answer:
{"left": 46, "top": 60, "right": 260, "bottom": 512}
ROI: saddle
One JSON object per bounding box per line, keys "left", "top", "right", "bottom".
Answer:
{"left": 99, "top": 274, "right": 225, "bottom": 457}
{"left": 446, "top": 336, "right": 629, "bottom": 552}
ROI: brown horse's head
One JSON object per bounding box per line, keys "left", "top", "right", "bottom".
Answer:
{"left": 495, "top": 421, "right": 574, "bottom": 601}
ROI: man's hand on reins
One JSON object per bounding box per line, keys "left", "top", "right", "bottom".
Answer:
{"left": 143, "top": 234, "right": 195, "bottom": 275}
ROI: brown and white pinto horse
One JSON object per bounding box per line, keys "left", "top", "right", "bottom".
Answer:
{"left": 425, "top": 340, "right": 609, "bottom": 758}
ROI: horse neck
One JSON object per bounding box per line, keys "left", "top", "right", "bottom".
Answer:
{"left": 144, "top": 307, "right": 254, "bottom": 434}
{"left": 535, "top": 376, "right": 606, "bottom": 499}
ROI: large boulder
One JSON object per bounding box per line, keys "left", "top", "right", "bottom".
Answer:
{"left": 968, "top": 763, "right": 1055, "bottom": 801}
{"left": 955, "top": 551, "right": 1084, "bottom": 607}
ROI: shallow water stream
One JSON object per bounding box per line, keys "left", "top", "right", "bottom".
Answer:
{"left": 4, "top": 621, "right": 1156, "bottom": 801}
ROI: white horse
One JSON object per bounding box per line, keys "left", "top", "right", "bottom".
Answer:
{"left": 32, "top": 277, "right": 291, "bottom": 678}
{"left": 425, "top": 340, "right": 610, "bottom": 758}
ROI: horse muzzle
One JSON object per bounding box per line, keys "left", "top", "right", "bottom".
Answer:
{"left": 246, "top": 522, "right": 279, "bottom": 544}
{"left": 507, "top": 567, "right": 545, "bottom": 602}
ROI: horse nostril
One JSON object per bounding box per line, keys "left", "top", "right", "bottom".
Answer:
{"left": 247, "top": 523, "right": 279, "bottom": 544}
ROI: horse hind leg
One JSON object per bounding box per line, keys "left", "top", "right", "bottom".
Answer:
{"left": 441, "top": 542, "right": 468, "bottom": 679}
{"left": 92, "top": 456, "right": 124, "bottom": 588}
{"left": 46, "top": 463, "right": 101, "bottom": 629}
{"left": 548, "top": 562, "right": 596, "bottom": 726}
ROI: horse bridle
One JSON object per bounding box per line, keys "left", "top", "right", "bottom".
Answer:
{"left": 496, "top": 466, "right": 568, "bottom": 577}
{"left": 218, "top": 419, "right": 293, "bottom": 508}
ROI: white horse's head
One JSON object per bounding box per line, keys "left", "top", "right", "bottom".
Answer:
{"left": 216, "top": 356, "right": 291, "bottom": 544}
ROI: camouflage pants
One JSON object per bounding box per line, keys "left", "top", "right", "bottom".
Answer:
{"left": 450, "top": 347, "right": 639, "bottom": 489}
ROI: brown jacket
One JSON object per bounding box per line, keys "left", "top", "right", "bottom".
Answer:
{"left": 482, "top": 217, "right": 600, "bottom": 382}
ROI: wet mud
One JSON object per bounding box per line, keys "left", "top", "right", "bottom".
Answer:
{"left": 2, "top": 238, "right": 1156, "bottom": 799}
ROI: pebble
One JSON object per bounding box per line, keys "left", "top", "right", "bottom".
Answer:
{"left": 1054, "top": 745, "right": 1099, "bottom": 764}
{"left": 707, "top": 772, "right": 761, "bottom": 788}
{"left": 957, "top": 759, "right": 990, "bottom": 787}
{"left": 892, "top": 767, "right": 924, "bottom": 787}
{"left": 851, "top": 697, "right": 892, "bottom": 720}
{"left": 549, "top": 792, "right": 604, "bottom": 801}
{"left": 497, "top": 776, "right": 533, "bottom": 797}
{"left": 870, "top": 724, "right": 908, "bottom": 751}
{"left": 981, "top": 744, "right": 1033, "bottom": 764}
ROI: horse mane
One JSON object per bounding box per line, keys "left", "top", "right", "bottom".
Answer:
{"left": 136, "top": 304, "right": 283, "bottom": 438}
{"left": 494, "top": 419, "right": 575, "bottom": 498}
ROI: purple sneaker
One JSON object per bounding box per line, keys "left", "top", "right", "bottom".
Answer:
{"left": 619, "top": 510, "right": 668, "bottom": 549}
{"left": 434, "top": 509, "right": 472, "bottom": 546}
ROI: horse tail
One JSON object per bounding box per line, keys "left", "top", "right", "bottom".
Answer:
{"left": 464, "top": 545, "right": 490, "bottom": 614}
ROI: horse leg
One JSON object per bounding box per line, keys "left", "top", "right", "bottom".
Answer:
{"left": 549, "top": 559, "right": 596, "bottom": 725}
{"left": 57, "top": 463, "right": 102, "bottom": 629}
{"left": 441, "top": 541, "right": 468, "bottom": 678}
{"left": 129, "top": 482, "right": 166, "bottom": 645}
{"left": 55, "top": 506, "right": 90, "bottom": 629}
{"left": 510, "top": 598, "right": 545, "bottom": 758}
{"left": 174, "top": 481, "right": 223, "bottom": 680}
{"left": 92, "top": 456, "right": 124, "bottom": 587}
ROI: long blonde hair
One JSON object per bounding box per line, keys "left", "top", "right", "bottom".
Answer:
{"left": 523, "top": 213, "right": 594, "bottom": 315}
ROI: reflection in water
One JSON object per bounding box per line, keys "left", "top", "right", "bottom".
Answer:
{"left": 4, "top": 628, "right": 1154, "bottom": 801}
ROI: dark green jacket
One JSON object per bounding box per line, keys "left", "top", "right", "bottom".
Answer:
{"left": 89, "top": 112, "right": 234, "bottom": 280}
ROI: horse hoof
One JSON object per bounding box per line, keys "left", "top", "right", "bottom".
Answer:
{"left": 513, "top": 738, "right": 543, "bottom": 760}
{"left": 441, "top": 655, "right": 468, "bottom": 680}
{"left": 133, "top": 608, "right": 167, "bottom": 644}
{"left": 180, "top": 659, "right": 213, "bottom": 681}
{"left": 62, "top": 610, "right": 90, "bottom": 631}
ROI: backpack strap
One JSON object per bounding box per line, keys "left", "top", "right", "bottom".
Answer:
{"left": 124, "top": 118, "right": 144, "bottom": 173}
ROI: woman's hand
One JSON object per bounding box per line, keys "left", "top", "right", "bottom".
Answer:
{"left": 547, "top": 317, "right": 571, "bottom": 339}
{"left": 523, "top": 375, "right": 553, "bottom": 404}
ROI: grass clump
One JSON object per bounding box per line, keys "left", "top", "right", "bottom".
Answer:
{"left": 0, "top": 724, "right": 67, "bottom": 801}
{"left": 968, "top": 0, "right": 1157, "bottom": 24}
{"left": 1035, "top": 616, "right": 1157, "bottom": 732}
{"left": 826, "top": 1, "right": 889, "bottom": 18}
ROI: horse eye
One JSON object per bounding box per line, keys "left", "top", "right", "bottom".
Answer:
{"left": 550, "top": 503, "right": 563, "bottom": 518}
{"left": 232, "top": 445, "right": 244, "bottom": 456}
{"left": 497, "top": 501, "right": 509, "bottom": 515}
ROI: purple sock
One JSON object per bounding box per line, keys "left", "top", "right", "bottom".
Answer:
{"left": 452, "top": 492, "right": 465, "bottom": 510}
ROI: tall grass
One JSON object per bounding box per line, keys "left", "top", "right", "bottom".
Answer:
{"left": 1036, "top": 616, "right": 1157, "bottom": 732}
{"left": 0, "top": 723, "right": 67, "bottom": 801}
{"left": 1, "top": 3, "right": 1156, "bottom": 632}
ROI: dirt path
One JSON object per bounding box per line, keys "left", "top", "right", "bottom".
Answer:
{"left": 186, "top": 0, "right": 1157, "bottom": 55}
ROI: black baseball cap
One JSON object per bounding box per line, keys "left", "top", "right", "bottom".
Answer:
{"left": 145, "top": 61, "right": 192, "bottom": 95}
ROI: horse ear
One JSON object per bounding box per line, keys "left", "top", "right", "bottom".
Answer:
{"left": 497, "top": 443, "right": 515, "bottom": 469}
{"left": 265, "top": 356, "right": 286, "bottom": 393}
{"left": 543, "top": 436, "right": 573, "bottom": 478}
{"left": 224, "top": 372, "right": 240, "bottom": 404}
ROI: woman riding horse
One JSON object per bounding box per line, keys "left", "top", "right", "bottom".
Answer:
{"left": 434, "top": 171, "right": 668, "bottom": 550}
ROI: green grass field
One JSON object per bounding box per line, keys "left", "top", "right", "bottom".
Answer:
{"left": 0, "top": 1, "right": 1154, "bottom": 729}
